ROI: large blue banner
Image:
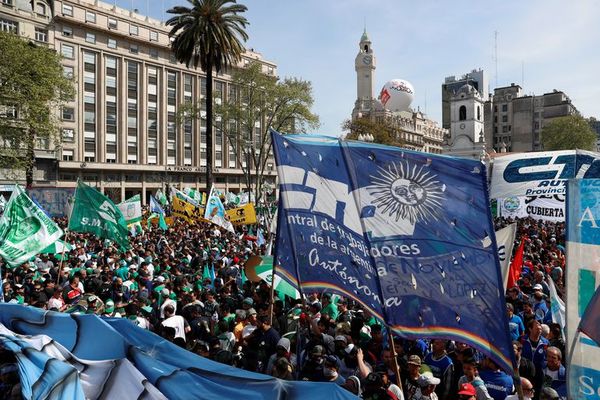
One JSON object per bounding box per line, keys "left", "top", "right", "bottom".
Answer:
{"left": 566, "top": 179, "right": 600, "bottom": 400}
{"left": 272, "top": 132, "right": 514, "bottom": 373}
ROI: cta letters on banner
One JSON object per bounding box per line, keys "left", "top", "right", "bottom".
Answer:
{"left": 490, "top": 150, "right": 600, "bottom": 199}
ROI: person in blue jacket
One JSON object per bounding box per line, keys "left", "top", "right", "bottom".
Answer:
{"left": 542, "top": 347, "right": 566, "bottom": 399}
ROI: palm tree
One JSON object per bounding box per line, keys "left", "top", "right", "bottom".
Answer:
{"left": 167, "top": 0, "right": 249, "bottom": 190}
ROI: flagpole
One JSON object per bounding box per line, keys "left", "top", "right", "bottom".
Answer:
{"left": 56, "top": 230, "right": 69, "bottom": 286}
{"left": 269, "top": 263, "right": 276, "bottom": 326}
{"left": 387, "top": 330, "right": 403, "bottom": 390}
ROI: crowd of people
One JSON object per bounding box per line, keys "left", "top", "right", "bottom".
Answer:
{"left": 0, "top": 209, "right": 568, "bottom": 400}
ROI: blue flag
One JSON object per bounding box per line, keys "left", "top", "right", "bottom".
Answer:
{"left": 271, "top": 131, "right": 514, "bottom": 373}
{"left": 150, "top": 196, "right": 164, "bottom": 215}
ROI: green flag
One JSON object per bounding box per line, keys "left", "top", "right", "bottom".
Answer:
{"left": 246, "top": 255, "right": 300, "bottom": 300}
{"left": 156, "top": 189, "right": 168, "bottom": 206}
{"left": 68, "top": 180, "right": 129, "bottom": 250}
{"left": 0, "top": 185, "right": 63, "bottom": 266}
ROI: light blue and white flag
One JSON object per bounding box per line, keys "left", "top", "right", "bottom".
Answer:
{"left": 272, "top": 130, "right": 515, "bottom": 374}
{"left": 0, "top": 304, "right": 355, "bottom": 400}
{"left": 548, "top": 277, "right": 565, "bottom": 340}
{"left": 257, "top": 228, "right": 266, "bottom": 247}
{"left": 204, "top": 186, "right": 234, "bottom": 233}
{"left": 566, "top": 178, "right": 600, "bottom": 400}
{"left": 150, "top": 195, "right": 164, "bottom": 215}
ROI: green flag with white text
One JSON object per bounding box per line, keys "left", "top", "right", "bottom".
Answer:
{"left": 0, "top": 186, "right": 63, "bottom": 266}
{"left": 68, "top": 180, "right": 129, "bottom": 250}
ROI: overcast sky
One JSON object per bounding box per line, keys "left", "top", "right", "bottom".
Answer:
{"left": 118, "top": 0, "right": 600, "bottom": 137}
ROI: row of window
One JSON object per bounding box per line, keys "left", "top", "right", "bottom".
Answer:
{"left": 62, "top": 3, "right": 159, "bottom": 42}
{"left": 61, "top": 27, "right": 162, "bottom": 59}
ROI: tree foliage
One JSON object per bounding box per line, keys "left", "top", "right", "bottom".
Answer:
{"left": 541, "top": 115, "right": 597, "bottom": 151}
{"left": 0, "top": 31, "right": 74, "bottom": 187}
{"left": 341, "top": 117, "right": 405, "bottom": 147}
{"left": 167, "top": 0, "right": 249, "bottom": 190}
{"left": 179, "top": 62, "right": 319, "bottom": 203}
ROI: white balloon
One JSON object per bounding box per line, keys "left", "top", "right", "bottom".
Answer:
{"left": 379, "top": 79, "right": 415, "bottom": 112}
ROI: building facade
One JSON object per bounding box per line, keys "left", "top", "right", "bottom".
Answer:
{"left": 441, "top": 69, "right": 488, "bottom": 131}
{"left": 488, "top": 84, "right": 577, "bottom": 152}
{"left": 444, "top": 83, "right": 487, "bottom": 159}
{"left": 443, "top": 68, "right": 579, "bottom": 156}
{"left": 0, "top": 0, "right": 277, "bottom": 203}
{"left": 351, "top": 30, "right": 445, "bottom": 154}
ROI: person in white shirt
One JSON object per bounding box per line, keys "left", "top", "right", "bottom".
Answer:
{"left": 48, "top": 288, "right": 66, "bottom": 311}
{"left": 161, "top": 304, "right": 190, "bottom": 342}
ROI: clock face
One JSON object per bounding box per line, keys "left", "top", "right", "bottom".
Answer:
{"left": 460, "top": 123, "right": 466, "bottom": 130}
{"left": 363, "top": 55, "right": 372, "bottom": 65}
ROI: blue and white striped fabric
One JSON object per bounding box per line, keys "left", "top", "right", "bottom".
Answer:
{"left": 0, "top": 304, "right": 358, "bottom": 400}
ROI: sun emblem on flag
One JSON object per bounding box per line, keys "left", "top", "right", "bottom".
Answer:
{"left": 368, "top": 161, "right": 445, "bottom": 224}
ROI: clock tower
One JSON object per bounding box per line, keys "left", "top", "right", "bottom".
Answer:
{"left": 352, "top": 29, "right": 376, "bottom": 119}
{"left": 445, "top": 84, "right": 486, "bottom": 159}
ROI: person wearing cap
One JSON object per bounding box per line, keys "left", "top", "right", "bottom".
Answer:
{"left": 300, "top": 344, "right": 325, "bottom": 381}
{"left": 531, "top": 284, "right": 549, "bottom": 322}
{"left": 457, "top": 382, "right": 477, "bottom": 400}
{"left": 322, "top": 354, "right": 345, "bottom": 385}
{"left": 405, "top": 354, "right": 423, "bottom": 400}
{"left": 458, "top": 358, "right": 492, "bottom": 400}
{"left": 533, "top": 270, "right": 550, "bottom": 297}
{"left": 103, "top": 299, "right": 121, "bottom": 318}
{"left": 413, "top": 372, "right": 440, "bottom": 400}
{"left": 423, "top": 339, "right": 453, "bottom": 400}
{"left": 266, "top": 337, "right": 297, "bottom": 375}
{"left": 333, "top": 335, "right": 348, "bottom": 360}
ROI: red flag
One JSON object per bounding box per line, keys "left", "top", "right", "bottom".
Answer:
{"left": 508, "top": 237, "right": 525, "bottom": 289}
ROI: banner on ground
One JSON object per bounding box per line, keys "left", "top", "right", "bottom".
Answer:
{"left": 204, "top": 186, "right": 234, "bottom": 233}
{"left": 499, "top": 195, "right": 565, "bottom": 222}
{"left": 0, "top": 185, "right": 63, "bottom": 266}
{"left": 272, "top": 131, "right": 514, "bottom": 373}
{"left": 226, "top": 203, "right": 257, "bottom": 225}
{"left": 566, "top": 178, "right": 600, "bottom": 400}
{"left": 490, "top": 150, "right": 600, "bottom": 199}
{"left": 68, "top": 181, "right": 129, "bottom": 251}
{"left": 117, "top": 195, "right": 142, "bottom": 225}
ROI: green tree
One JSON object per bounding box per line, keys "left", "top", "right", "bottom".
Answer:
{"left": 167, "top": 0, "right": 249, "bottom": 191}
{"left": 541, "top": 115, "right": 597, "bottom": 151}
{"left": 181, "top": 62, "right": 319, "bottom": 204}
{"left": 341, "top": 117, "right": 405, "bottom": 147}
{"left": 0, "top": 31, "right": 74, "bottom": 188}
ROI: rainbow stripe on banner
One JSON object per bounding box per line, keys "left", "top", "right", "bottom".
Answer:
{"left": 272, "top": 131, "right": 515, "bottom": 374}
